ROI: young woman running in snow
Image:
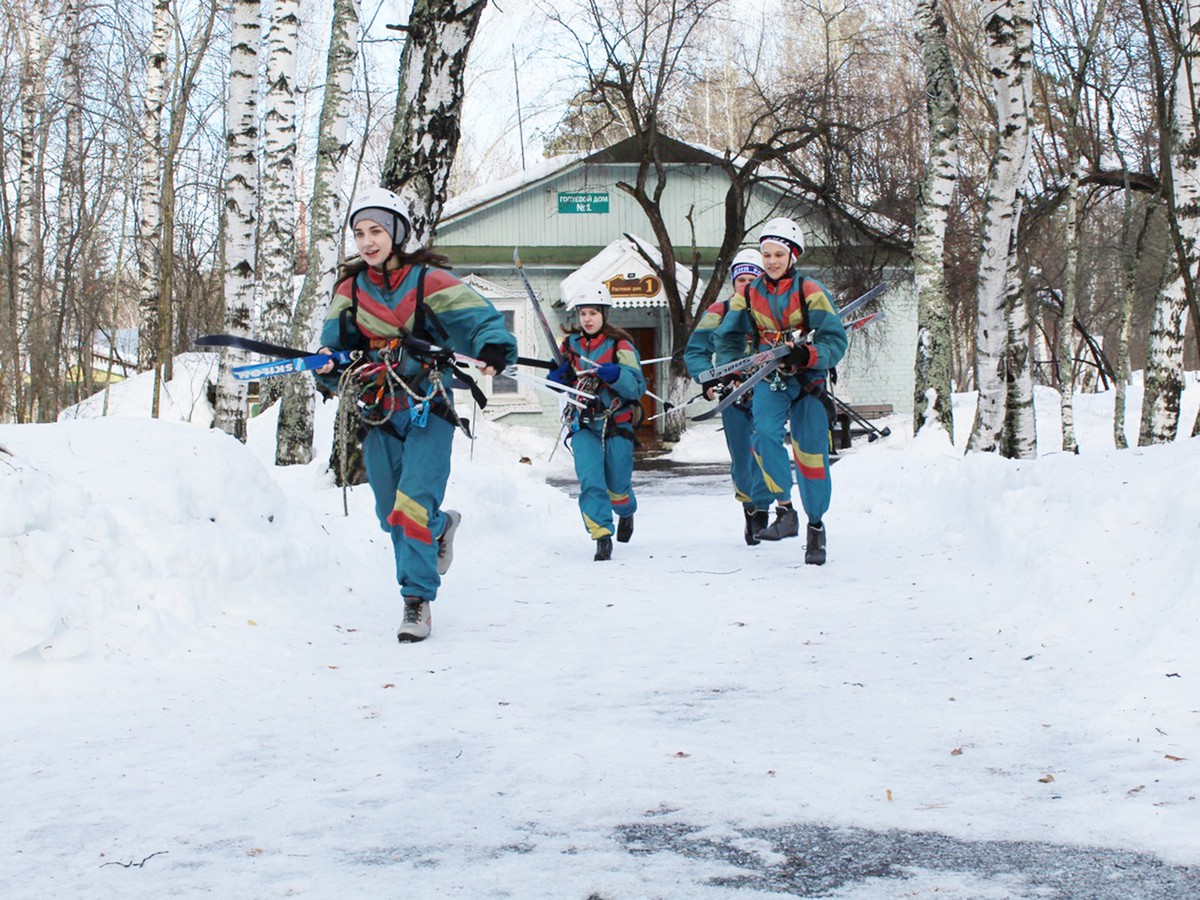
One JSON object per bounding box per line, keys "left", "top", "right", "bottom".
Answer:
{"left": 314, "top": 187, "right": 518, "bottom": 641}
{"left": 715, "top": 217, "right": 848, "bottom": 564}
{"left": 548, "top": 283, "right": 647, "bottom": 561}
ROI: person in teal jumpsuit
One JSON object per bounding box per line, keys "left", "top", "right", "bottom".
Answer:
{"left": 685, "top": 248, "right": 773, "bottom": 545}
{"left": 715, "top": 217, "right": 848, "bottom": 565}
{"left": 548, "top": 283, "right": 647, "bottom": 561}
{"left": 314, "top": 187, "right": 518, "bottom": 640}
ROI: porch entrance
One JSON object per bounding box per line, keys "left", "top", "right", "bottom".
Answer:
{"left": 627, "top": 326, "right": 662, "bottom": 450}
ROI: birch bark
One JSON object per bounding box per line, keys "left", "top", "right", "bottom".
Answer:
{"left": 44, "top": 0, "right": 83, "bottom": 420}
{"left": 13, "top": 0, "right": 48, "bottom": 422}
{"left": 136, "top": 0, "right": 171, "bottom": 414}
{"left": 1140, "top": 0, "right": 1200, "bottom": 445}
{"left": 1002, "top": 227, "right": 1036, "bottom": 459}
{"left": 968, "top": 0, "right": 1034, "bottom": 455}
{"left": 911, "top": 0, "right": 959, "bottom": 437}
{"left": 212, "top": 0, "right": 261, "bottom": 440}
{"left": 257, "top": 0, "right": 301, "bottom": 409}
{"left": 382, "top": 0, "right": 488, "bottom": 245}
{"left": 275, "top": 0, "right": 361, "bottom": 465}
{"left": 1055, "top": 0, "right": 1109, "bottom": 454}
{"left": 1114, "top": 196, "right": 1157, "bottom": 449}
{"left": 259, "top": 0, "right": 300, "bottom": 346}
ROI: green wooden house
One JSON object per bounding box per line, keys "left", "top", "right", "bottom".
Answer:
{"left": 436, "top": 135, "right": 915, "bottom": 442}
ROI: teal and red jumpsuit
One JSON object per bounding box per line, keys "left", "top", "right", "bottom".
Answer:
{"left": 558, "top": 331, "right": 646, "bottom": 540}
{"left": 685, "top": 294, "right": 771, "bottom": 512}
{"left": 715, "top": 269, "right": 848, "bottom": 525}
{"left": 316, "top": 264, "right": 517, "bottom": 602}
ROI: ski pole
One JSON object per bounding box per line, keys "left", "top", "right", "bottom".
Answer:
{"left": 831, "top": 395, "right": 891, "bottom": 441}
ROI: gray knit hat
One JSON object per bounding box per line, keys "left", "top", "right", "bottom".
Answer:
{"left": 350, "top": 208, "right": 399, "bottom": 245}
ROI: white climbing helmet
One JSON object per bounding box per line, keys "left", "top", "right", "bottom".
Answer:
{"left": 730, "top": 248, "right": 765, "bottom": 281}
{"left": 758, "top": 216, "right": 805, "bottom": 259}
{"left": 565, "top": 282, "right": 614, "bottom": 311}
{"left": 348, "top": 187, "right": 413, "bottom": 250}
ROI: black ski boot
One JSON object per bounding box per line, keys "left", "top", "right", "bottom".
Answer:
{"left": 594, "top": 536, "right": 613, "bottom": 561}
{"left": 616, "top": 515, "right": 634, "bottom": 543}
{"left": 743, "top": 508, "right": 766, "bottom": 545}
{"left": 756, "top": 505, "right": 799, "bottom": 541}
{"left": 805, "top": 522, "right": 826, "bottom": 565}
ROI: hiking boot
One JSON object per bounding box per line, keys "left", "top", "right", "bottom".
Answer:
{"left": 397, "top": 598, "right": 431, "bottom": 643}
{"left": 805, "top": 522, "right": 826, "bottom": 565}
{"left": 743, "top": 508, "right": 766, "bottom": 546}
{"left": 756, "top": 505, "right": 800, "bottom": 541}
{"left": 437, "top": 509, "right": 462, "bottom": 575}
{"left": 594, "top": 536, "right": 613, "bottom": 561}
{"left": 616, "top": 515, "right": 634, "bottom": 543}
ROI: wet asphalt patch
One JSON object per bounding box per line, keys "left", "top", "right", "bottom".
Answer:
{"left": 607, "top": 821, "right": 1199, "bottom": 898}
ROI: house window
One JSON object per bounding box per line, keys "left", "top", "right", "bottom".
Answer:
{"left": 493, "top": 309, "right": 519, "bottom": 394}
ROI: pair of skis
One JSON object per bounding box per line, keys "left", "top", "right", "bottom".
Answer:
{"left": 517, "top": 249, "right": 676, "bottom": 416}
{"left": 194, "top": 334, "right": 359, "bottom": 381}
{"left": 194, "top": 333, "right": 595, "bottom": 409}
{"left": 690, "top": 281, "right": 888, "bottom": 422}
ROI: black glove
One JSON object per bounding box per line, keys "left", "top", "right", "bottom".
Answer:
{"left": 788, "top": 344, "right": 812, "bottom": 368}
{"left": 701, "top": 378, "right": 721, "bottom": 399}
{"left": 477, "top": 344, "right": 510, "bottom": 372}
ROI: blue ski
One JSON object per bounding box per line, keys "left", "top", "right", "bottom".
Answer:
{"left": 232, "top": 351, "right": 357, "bottom": 381}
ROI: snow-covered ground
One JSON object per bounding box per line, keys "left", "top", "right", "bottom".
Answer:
{"left": 2, "top": 361, "right": 1198, "bottom": 898}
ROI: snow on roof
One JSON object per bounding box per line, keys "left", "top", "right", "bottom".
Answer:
{"left": 559, "top": 233, "right": 705, "bottom": 310}
{"left": 441, "top": 137, "right": 752, "bottom": 222}
{"left": 440, "top": 135, "right": 904, "bottom": 242}
{"left": 92, "top": 328, "right": 139, "bottom": 363}
{"left": 461, "top": 273, "right": 526, "bottom": 298}
{"left": 442, "top": 152, "right": 589, "bottom": 220}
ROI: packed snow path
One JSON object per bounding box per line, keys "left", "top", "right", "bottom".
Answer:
{"left": 2, "top": 382, "right": 1198, "bottom": 897}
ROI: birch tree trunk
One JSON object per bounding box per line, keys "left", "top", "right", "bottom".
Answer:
{"left": 382, "top": 0, "right": 488, "bottom": 245}
{"left": 13, "top": 0, "right": 48, "bottom": 423}
{"left": 968, "top": 0, "right": 1034, "bottom": 455}
{"left": 275, "top": 0, "right": 361, "bottom": 465}
{"left": 911, "top": 0, "right": 959, "bottom": 437}
{"left": 257, "top": 0, "right": 301, "bottom": 410}
{"left": 1055, "top": 0, "right": 1109, "bottom": 454}
{"left": 1139, "top": 266, "right": 1189, "bottom": 444}
{"left": 1114, "top": 195, "right": 1157, "bottom": 449}
{"left": 137, "top": 0, "right": 172, "bottom": 418}
{"left": 1057, "top": 153, "right": 1082, "bottom": 453}
{"left": 1001, "top": 234, "right": 1036, "bottom": 459}
{"left": 1140, "top": 0, "right": 1200, "bottom": 445}
{"left": 260, "top": 0, "right": 300, "bottom": 311}
{"left": 42, "top": 0, "right": 84, "bottom": 421}
{"left": 212, "top": 0, "right": 261, "bottom": 441}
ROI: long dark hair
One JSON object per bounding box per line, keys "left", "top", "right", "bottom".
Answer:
{"left": 336, "top": 246, "right": 451, "bottom": 285}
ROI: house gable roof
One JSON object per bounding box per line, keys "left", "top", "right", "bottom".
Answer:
{"left": 441, "top": 135, "right": 754, "bottom": 224}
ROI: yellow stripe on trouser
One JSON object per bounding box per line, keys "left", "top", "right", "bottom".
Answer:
{"left": 791, "top": 441, "right": 827, "bottom": 480}
{"left": 756, "top": 449, "right": 788, "bottom": 494}
{"left": 388, "top": 490, "right": 434, "bottom": 543}
{"left": 582, "top": 512, "right": 610, "bottom": 539}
